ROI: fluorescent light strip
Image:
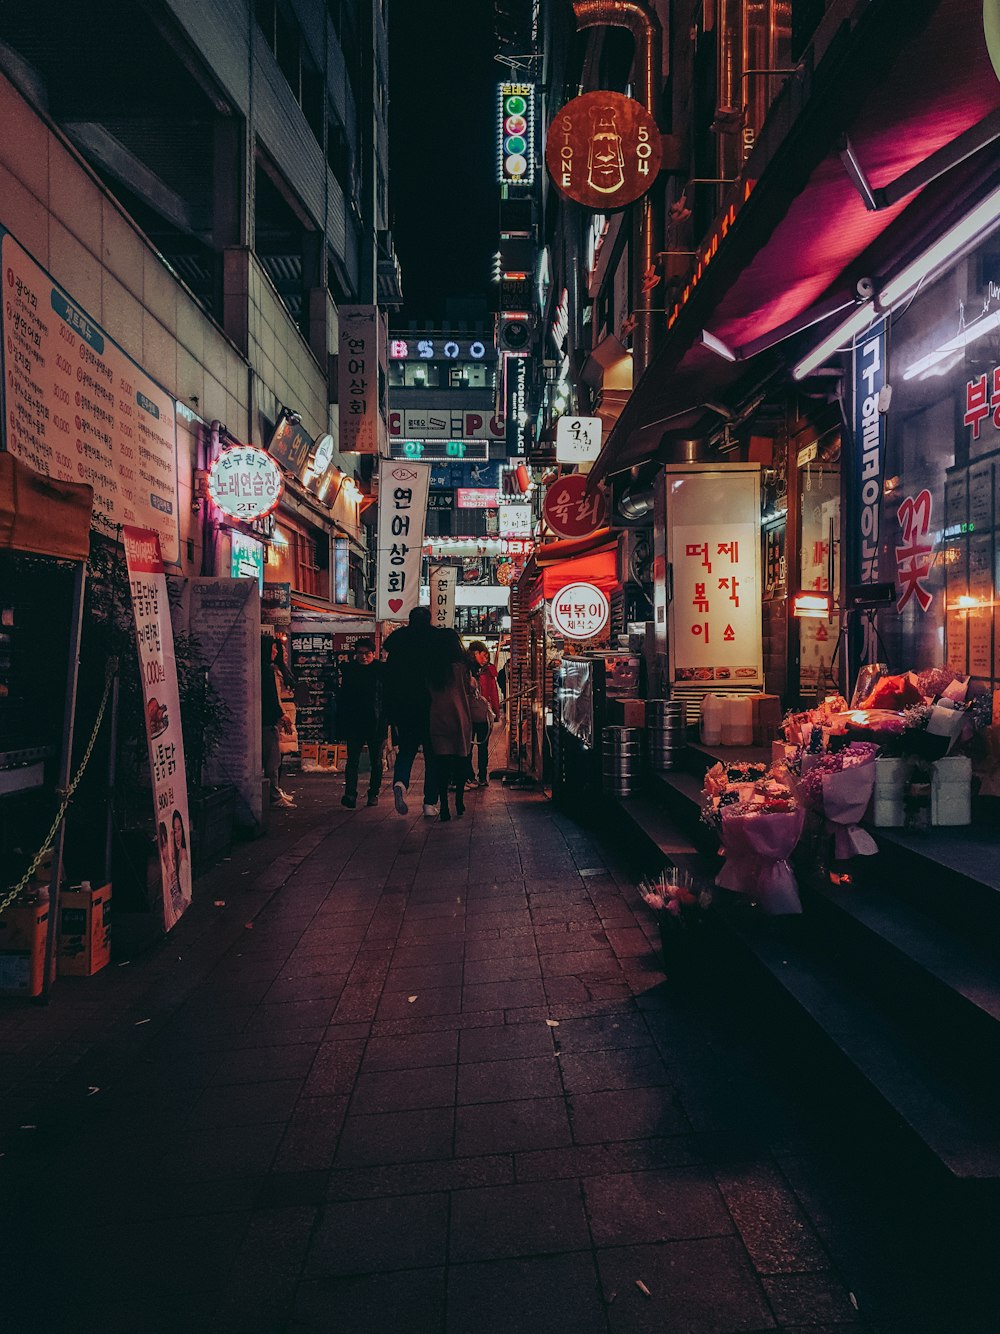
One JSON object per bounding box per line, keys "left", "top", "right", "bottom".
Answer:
{"left": 903, "top": 306, "right": 1000, "bottom": 379}
{"left": 794, "top": 181, "right": 1000, "bottom": 381}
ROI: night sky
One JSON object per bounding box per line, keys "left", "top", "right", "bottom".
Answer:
{"left": 388, "top": 0, "right": 498, "bottom": 322}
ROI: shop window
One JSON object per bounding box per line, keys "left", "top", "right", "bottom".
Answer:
{"left": 405, "top": 363, "right": 440, "bottom": 387}
{"left": 797, "top": 443, "right": 841, "bottom": 695}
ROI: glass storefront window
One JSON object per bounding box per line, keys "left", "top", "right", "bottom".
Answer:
{"left": 797, "top": 446, "right": 840, "bottom": 694}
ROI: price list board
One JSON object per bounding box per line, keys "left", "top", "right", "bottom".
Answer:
{"left": 0, "top": 228, "right": 180, "bottom": 562}
{"left": 289, "top": 623, "right": 338, "bottom": 743}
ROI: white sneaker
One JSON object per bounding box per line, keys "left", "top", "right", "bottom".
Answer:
{"left": 273, "top": 792, "right": 296, "bottom": 809}
{"left": 393, "top": 781, "right": 408, "bottom": 815}
{"left": 423, "top": 803, "right": 440, "bottom": 817}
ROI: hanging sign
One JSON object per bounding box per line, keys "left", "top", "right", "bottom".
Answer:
{"left": 230, "top": 531, "right": 265, "bottom": 590}
{"left": 123, "top": 526, "right": 192, "bottom": 932}
{"left": 498, "top": 83, "right": 536, "bottom": 186}
{"left": 429, "top": 563, "right": 458, "bottom": 629}
{"left": 851, "top": 316, "right": 888, "bottom": 664}
{"left": 262, "top": 581, "right": 291, "bottom": 624}
{"left": 550, "top": 581, "right": 610, "bottom": 640}
{"left": 545, "top": 91, "right": 662, "bottom": 210}
{"left": 499, "top": 502, "right": 532, "bottom": 537}
{"left": 543, "top": 473, "right": 608, "bottom": 538}
{"left": 555, "top": 416, "right": 602, "bottom": 464}
{"left": 339, "top": 305, "right": 382, "bottom": 454}
{"left": 266, "top": 415, "right": 314, "bottom": 480}
{"left": 208, "top": 444, "right": 283, "bottom": 521}
{"left": 376, "top": 461, "right": 431, "bottom": 621}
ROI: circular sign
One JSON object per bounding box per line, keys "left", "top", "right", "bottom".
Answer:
{"left": 550, "top": 582, "right": 610, "bottom": 641}
{"left": 500, "top": 318, "right": 531, "bottom": 352}
{"left": 208, "top": 444, "right": 284, "bottom": 521}
{"left": 542, "top": 473, "right": 608, "bottom": 539}
{"left": 545, "top": 91, "right": 662, "bottom": 210}
{"left": 312, "top": 432, "right": 334, "bottom": 475}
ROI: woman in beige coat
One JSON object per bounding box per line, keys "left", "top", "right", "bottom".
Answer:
{"left": 427, "top": 627, "right": 474, "bottom": 821}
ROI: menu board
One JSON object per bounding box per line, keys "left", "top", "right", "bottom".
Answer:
{"left": 0, "top": 228, "right": 179, "bottom": 562}
{"left": 946, "top": 613, "right": 968, "bottom": 674}
{"left": 969, "top": 608, "right": 992, "bottom": 678}
{"left": 945, "top": 473, "right": 968, "bottom": 531}
{"left": 185, "top": 578, "right": 262, "bottom": 823}
{"left": 290, "top": 623, "right": 338, "bottom": 743}
{"left": 970, "top": 461, "right": 993, "bottom": 532}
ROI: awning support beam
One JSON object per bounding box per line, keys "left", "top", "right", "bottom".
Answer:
{"left": 839, "top": 109, "right": 1000, "bottom": 213}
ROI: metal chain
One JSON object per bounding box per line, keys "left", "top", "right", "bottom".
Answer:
{"left": 0, "top": 662, "right": 115, "bottom": 918}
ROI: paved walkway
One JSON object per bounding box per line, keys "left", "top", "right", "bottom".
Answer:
{"left": 0, "top": 759, "right": 996, "bottom": 1332}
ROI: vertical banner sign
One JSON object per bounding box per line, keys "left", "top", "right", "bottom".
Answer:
{"left": 339, "top": 306, "right": 381, "bottom": 454}
{"left": 498, "top": 83, "right": 536, "bottom": 186}
{"left": 376, "top": 461, "right": 431, "bottom": 621}
{"left": 852, "top": 317, "right": 888, "bottom": 665}
{"left": 123, "top": 526, "right": 192, "bottom": 931}
{"left": 429, "top": 564, "right": 458, "bottom": 629}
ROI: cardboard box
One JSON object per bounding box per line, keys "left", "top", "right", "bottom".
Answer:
{"left": 300, "top": 742, "right": 319, "bottom": 763}
{"left": 0, "top": 890, "right": 51, "bottom": 996}
{"left": 608, "top": 698, "right": 647, "bottom": 728}
{"left": 57, "top": 883, "right": 112, "bottom": 977}
{"left": 752, "top": 694, "right": 784, "bottom": 746}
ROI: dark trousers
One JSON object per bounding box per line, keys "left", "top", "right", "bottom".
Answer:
{"left": 393, "top": 721, "right": 439, "bottom": 804}
{"left": 469, "top": 720, "right": 491, "bottom": 783}
{"left": 344, "top": 728, "right": 386, "bottom": 802}
{"left": 434, "top": 756, "right": 467, "bottom": 817}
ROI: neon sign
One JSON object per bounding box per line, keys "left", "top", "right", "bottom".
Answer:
{"left": 498, "top": 84, "right": 535, "bottom": 187}
{"left": 208, "top": 445, "right": 284, "bottom": 521}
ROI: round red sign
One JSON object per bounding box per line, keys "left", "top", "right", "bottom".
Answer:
{"left": 545, "top": 91, "right": 662, "bottom": 210}
{"left": 542, "top": 473, "right": 608, "bottom": 539}
{"left": 550, "top": 582, "right": 610, "bottom": 641}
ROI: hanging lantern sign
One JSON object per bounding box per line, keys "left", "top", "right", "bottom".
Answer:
{"left": 550, "top": 581, "right": 610, "bottom": 640}
{"left": 208, "top": 444, "right": 284, "bottom": 521}
{"left": 545, "top": 91, "right": 662, "bottom": 210}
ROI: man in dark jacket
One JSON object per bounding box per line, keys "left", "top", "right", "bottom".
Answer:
{"left": 338, "top": 638, "right": 387, "bottom": 808}
{"left": 382, "top": 606, "right": 439, "bottom": 816}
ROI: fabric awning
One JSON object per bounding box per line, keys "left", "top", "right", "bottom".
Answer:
{"left": 541, "top": 545, "right": 618, "bottom": 599}
{"left": 0, "top": 453, "right": 93, "bottom": 560}
{"left": 591, "top": 0, "right": 1000, "bottom": 485}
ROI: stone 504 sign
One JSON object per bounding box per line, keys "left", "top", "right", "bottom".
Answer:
{"left": 545, "top": 92, "right": 662, "bottom": 210}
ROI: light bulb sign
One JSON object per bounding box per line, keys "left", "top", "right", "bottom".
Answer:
{"left": 208, "top": 445, "right": 284, "bottom": 521}
{"left": 550, "top": 582, "right": 609, "bottom": 641}
{"left": 545, "top": 91, "right": 662, "bottom": 210}
{"left": 498, "top": 83, "right": 535, "bottom": 186}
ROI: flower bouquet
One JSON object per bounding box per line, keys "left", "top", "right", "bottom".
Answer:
{"left": 789, "top": 741, "right": 880, "bottom": 858}
{"left": 639, "top": 868, "right": 712, "bottom": 980}
{"left": 702, "top": 764, "right": 806, "bottom": 914}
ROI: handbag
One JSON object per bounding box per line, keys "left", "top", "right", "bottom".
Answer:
{"left": 469, "top": 678, "right": 495, "bottom": 726}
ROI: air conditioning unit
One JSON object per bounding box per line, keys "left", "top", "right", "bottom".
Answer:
{"left": 616, "top": 530, "right": 652, "bottom": 587}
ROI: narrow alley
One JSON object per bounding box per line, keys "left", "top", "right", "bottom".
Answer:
{"left": 1, "top": 769, "right": 994, "bottom": 1333}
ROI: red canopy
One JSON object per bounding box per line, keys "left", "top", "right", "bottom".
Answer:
{"left": 541, "top": 544, "right": 618, "bottom": 599}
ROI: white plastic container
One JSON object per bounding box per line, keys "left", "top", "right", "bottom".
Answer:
{"left": 932, "top": 756, "right": 971, "bottom": 826}
{"left": 700, "top": 693, "right": 723, "bottom": 745}
{"left": 720, "top": 695, "right": 753, "bottom": 746}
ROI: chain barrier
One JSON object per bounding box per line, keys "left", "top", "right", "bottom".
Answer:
{"left": 0, "top": 660, "right": 116, "bottom": 919}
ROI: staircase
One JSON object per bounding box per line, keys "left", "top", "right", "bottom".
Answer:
{"left": 612, "top": 739, "right": 1000, "bottom": 1192}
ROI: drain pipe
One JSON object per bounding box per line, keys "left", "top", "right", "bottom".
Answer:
{"left": 572, "top": 1, "right": 664, "bottom": 374}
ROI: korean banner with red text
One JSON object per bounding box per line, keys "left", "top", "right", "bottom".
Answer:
{"left": 123, "top": 526, "right": 192, "bottom": 931}
{"left": 376, "top": 461, "right": 431, "bottom": 622}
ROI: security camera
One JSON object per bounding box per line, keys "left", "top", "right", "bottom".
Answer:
{"left": 856, "top": 276, "right": 875, "bottom": 301}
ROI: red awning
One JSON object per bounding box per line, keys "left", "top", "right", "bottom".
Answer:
{"left": 592, "top": 0, "right": 1000, "bottom": 484}
{"left": 541, "top": 545, "right": 618, "bottom": 599}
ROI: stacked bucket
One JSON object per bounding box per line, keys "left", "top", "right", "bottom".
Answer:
{"left": 602, "top": 726, "right": 643, "bottom": 797}
{"left": 647, "top": 698, "right": 687, "bottom": 771}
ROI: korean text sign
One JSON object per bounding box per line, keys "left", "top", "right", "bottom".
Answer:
{"left": 376, "top": 461, "right": 431, "bottom": 621}
{"left": 666, "top": 466, "right": 762, "bottom": 686}
{"left": 123, "top": 526, "right": 192, "bottom": 931}
{"left": 1, "top": 228, "right": 181, "bottom": 562}
{"left": 851, "top": 316, "right": 888, "bottom": 664}
{"left": 339, "top": 305, "right": 382, "bottom": 454}
{"left": 429, "top": 564, "right": 458, "bottom": 629}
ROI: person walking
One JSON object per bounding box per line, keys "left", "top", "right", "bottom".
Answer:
{"left": 427, "top": 627, "right": 474, "bottom": 822}
{"left": 467, "top": 639, "right": 500, "bottom": 787}
{"left": 383, "top": 606, "right": 440, "bottom": 817}
{"left": 262, "top": 636, "right": 295, "bottom": 808}
{"left": 337, "top": 638, "right": 387, "bottom": 808}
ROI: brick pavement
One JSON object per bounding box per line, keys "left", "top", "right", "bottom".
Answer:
{"left": 0, "top": 763, "right": 996, "bottom": 1333}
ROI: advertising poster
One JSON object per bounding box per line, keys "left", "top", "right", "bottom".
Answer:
{"left": 185, "top": 578, "right": 262, "bottom": 825}
{"left": 1, "top": 228, "right": 181, "bottom": 562}
{"left": 123, "top": 526, "right": 191, "bottom": 931}
{"left": 262, "top": 581, "right": 291, "bottom": 625}
{"left": 376, "top": 460, "right": 431, "bottom": 622}
{"left": 429, "top": 564, "right": 458, "bottom": 629}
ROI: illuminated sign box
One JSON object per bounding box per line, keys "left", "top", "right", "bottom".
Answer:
{"left": 498, "top": 83, "right": 535, "bottom": 187}
{"left": 388, "top": 337, "right": 493, "bottom": 361}
{"left": 390, "top": 440, "right": 490, "bottom": 463}
{"left": 456, "top": 488, "right": 500, "bottom": 509}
